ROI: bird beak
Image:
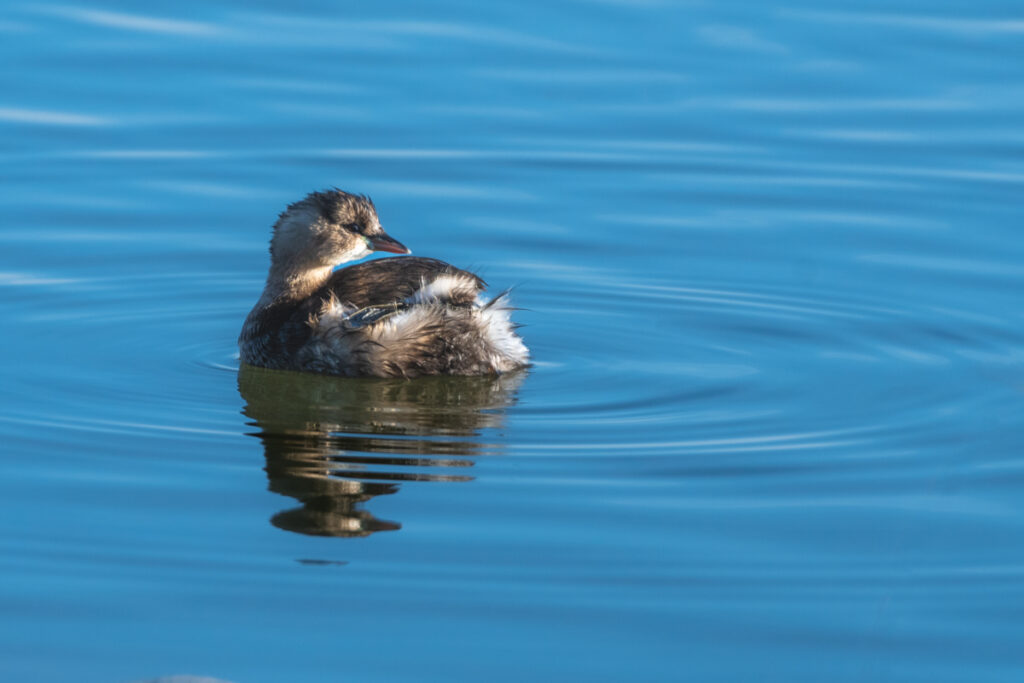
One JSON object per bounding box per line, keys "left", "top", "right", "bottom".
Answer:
{"left": 369, "top": 233, "right": 411, "bottom": 255}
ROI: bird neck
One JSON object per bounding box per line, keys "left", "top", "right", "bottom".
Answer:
{"left": 261, "top": 261, "right": 334, "bottom": 305}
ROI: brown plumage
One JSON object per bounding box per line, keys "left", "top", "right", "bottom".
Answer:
{"left": 239, "top": 190, "right": 529, "bottom": 378}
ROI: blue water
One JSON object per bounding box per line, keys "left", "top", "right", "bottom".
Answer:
{"left": 3, "top": 1, "right": 1024, "bottom": 681}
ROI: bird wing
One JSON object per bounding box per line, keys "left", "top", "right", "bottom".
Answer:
{"left": 315, "top": 256, "right": 486, "bottom": 310}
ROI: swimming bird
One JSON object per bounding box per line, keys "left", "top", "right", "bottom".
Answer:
{"left": 239, "top": 189, "right": 529, "bottom": 377}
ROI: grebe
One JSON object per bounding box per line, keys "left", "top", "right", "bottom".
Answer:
{"left": 239, "top": 189, "right": 529, "bottom": 377}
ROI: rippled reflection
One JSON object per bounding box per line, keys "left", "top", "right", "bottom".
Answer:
{"left": 238, "top": 365, "right": 523, "bottom": 537}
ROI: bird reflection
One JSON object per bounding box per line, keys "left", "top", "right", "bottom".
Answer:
{"left": 238, "top": 364, "right": 523, "bottom": 537}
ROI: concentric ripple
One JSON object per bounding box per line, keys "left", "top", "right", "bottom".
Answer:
{"left": 6, "top": 249, "right": 1020, "bottom": 541}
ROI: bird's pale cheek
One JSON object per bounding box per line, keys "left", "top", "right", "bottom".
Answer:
{"left": 330, "top": 239, "right": 372, "bottom": 267}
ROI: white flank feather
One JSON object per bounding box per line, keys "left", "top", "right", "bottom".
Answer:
{"left": 476, "top": 297, "right": 529, "bottom": 370}
{"left": 407, "top": 274, "right": 480, "bottom": 304}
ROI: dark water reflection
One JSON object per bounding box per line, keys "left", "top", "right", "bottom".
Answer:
{"left": 239, "top": 365, "right": 522, "bottom": 537}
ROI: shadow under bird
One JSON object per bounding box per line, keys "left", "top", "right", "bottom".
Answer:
{"left": 239, "top": 189, "right": 529, "bottom": 377}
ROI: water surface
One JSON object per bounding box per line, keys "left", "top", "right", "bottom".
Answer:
{"left": 2, "top": 1, "right": 1024, "bottom": 681}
